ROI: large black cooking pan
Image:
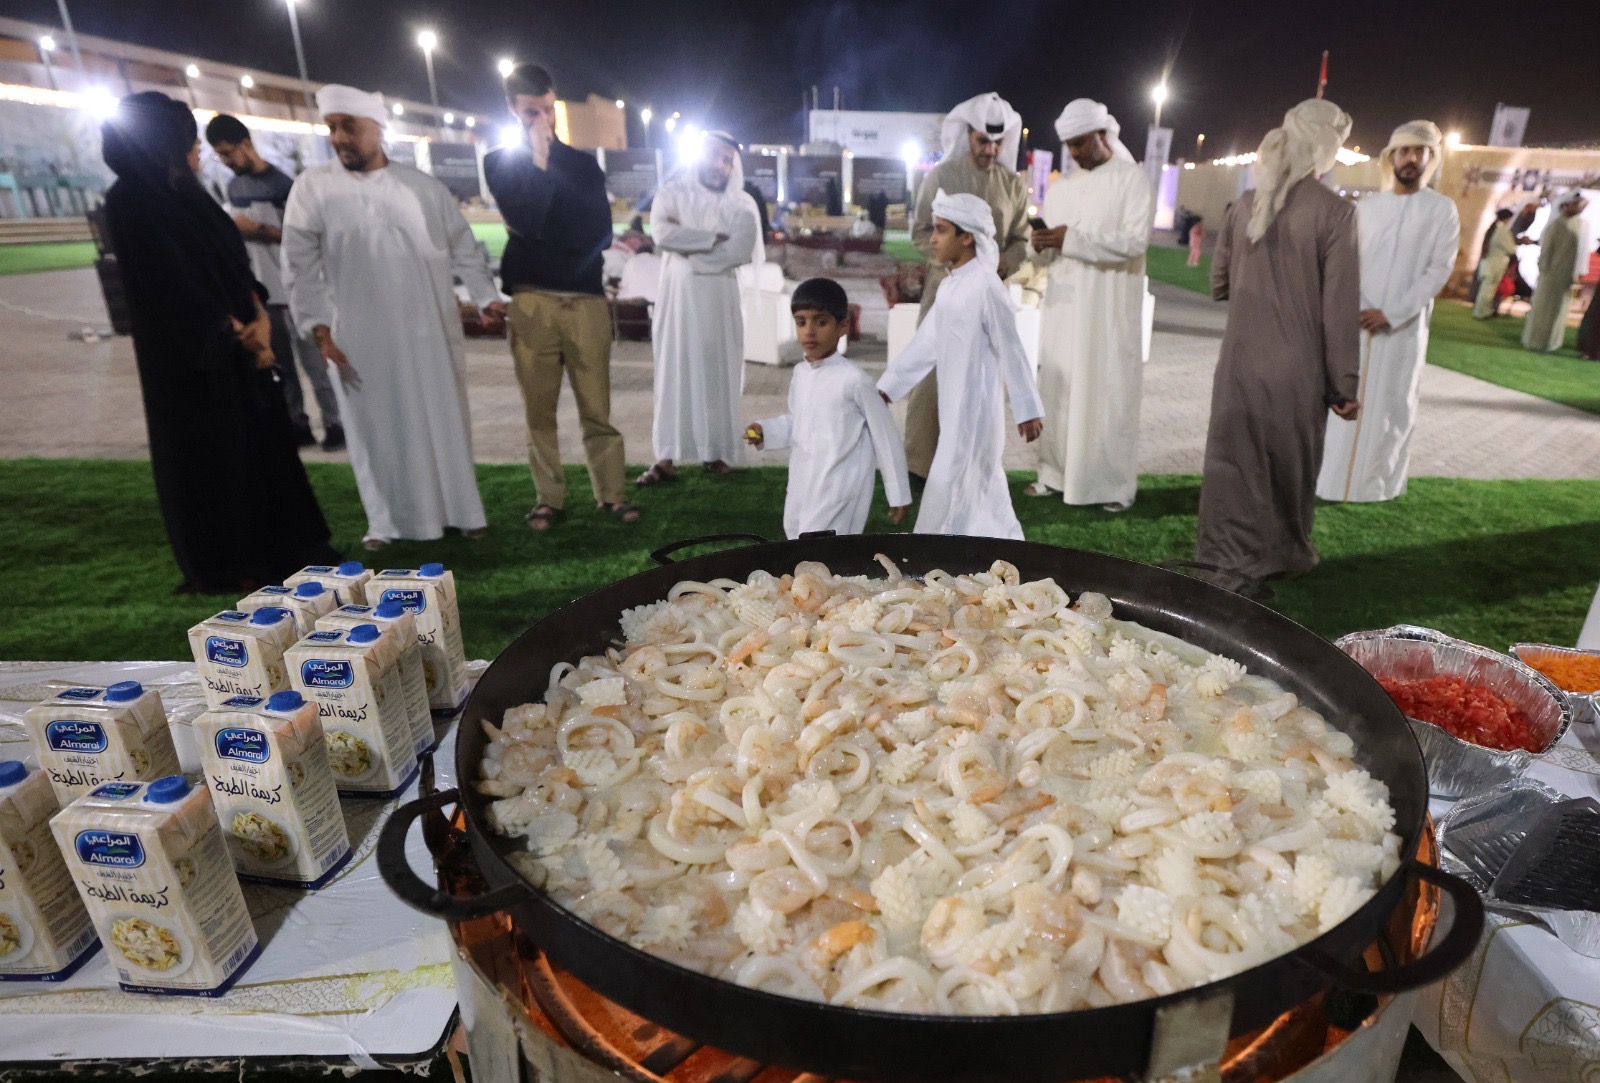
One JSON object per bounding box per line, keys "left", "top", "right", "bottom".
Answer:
{"left": 379, "top": 534, "right": 1481, "bottom": 1082}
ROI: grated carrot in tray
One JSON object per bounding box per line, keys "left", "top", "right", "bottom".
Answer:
{"left": 1522, "top": 652, "right": 1600, "bottom": 694}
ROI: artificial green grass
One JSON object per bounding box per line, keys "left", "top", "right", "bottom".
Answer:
{"left": 1143, "top": 241, "right": 1600, "bottom": 416}
{"left": 1144, "top": 244, "right": 1212, "bottom": 295}
{"left": 3, "top": 461, "right": 1597, "bottom": 664}
{"left": 1418, "top": 302, "right": 1596, "bottom": 414}
{"left": 881, "top": 228, "right": 920, "bottom": 263}
{"left": 0, "top": 241, "right": 97, "bottom": 276}
{"left": 469, "top": 222, "right": 508, "bottom": 260}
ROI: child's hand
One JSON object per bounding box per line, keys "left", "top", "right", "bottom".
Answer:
{"left": 1018, "top": 418, "right": 1043, "bottom": 443}
{"left": 888, "top": 505, "right": 909, "bottom": 525}
{"left": 744, "top": 423, "right": 764, "bottom": 449}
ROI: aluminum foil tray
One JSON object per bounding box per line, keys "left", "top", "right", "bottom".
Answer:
{"left": 1509, "top": 643, "right": 1600, "bottom": 727}
{"left": 1490, "top": 797, "right": 1600, "bottom": 911}
{"left": 1336, "top": 625, "right": 1571, "bottom": 799}
{"left": 1437, "top": 780, "right": 1600, "bottom": 957}
{"left": 1436, "top": 777, "right": 1567, "bottom": 890}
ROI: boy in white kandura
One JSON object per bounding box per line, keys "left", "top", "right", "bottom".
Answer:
{"left": 877, "top": 190, "right": 1043, "bottom": 540}
{"left": 746, "top": 278, "right": 911, "bottom": 538}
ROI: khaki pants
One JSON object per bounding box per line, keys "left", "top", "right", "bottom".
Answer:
{"left": 509, "top": 291, "right": 624, "bottom": 508}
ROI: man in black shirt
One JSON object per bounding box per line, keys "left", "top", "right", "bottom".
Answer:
{"left": 483, "top": 64, "right": 637, "bottom": 530}
{"left": 205, "top": 114, "right": 344, "bottom": 451}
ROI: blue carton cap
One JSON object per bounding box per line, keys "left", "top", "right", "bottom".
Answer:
{"left": 147, "top": 775, "right": 191, "bottom": 803}
{"left": 104, "top": 680, "right": 144, "bottom": 702}
{"left": 336, "top": 561, "right": 366, "bottom": 576}
{"left": 419, "top": 562, "right": 445, "bottom": 577}
{"left": 348, "top": 623, "right": 382, "bottom": 645}
{"left": 373, "top": 600, "right": 406, "bottom": 619}
{"left": 250, "top": 607, "right": 292, "bottom": 626}
{"left": 266, "top": 690, "right": 304, "bottom": 712}
{"left": 294, "top": 582, "right": 326, "bottom": 598}
{"left": 0, "top": 761, "right": 28, "bottom": 787}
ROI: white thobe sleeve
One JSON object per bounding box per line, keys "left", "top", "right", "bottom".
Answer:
{"left": 858, "top": 376, "right": 911, "bottom": 508}
{"left": 878, "top": 317, "right": 940, "bottom": 402}
{"left": 757, "top": 413, "right": 793, "bottom": 450}
{"left": 1383, "top": 202, "right": 1461, "bottom": 329}
{"left": 439, "top": 185, "right": 500, "bottom": 309}
{"left": 690, "top": 203, "right": 758, "bottom": 274}
{"left": 281, "top": 176, "right": 335, "bottom": 332}
{"left": 651, "top": 187, "right": 719, "bottom": 254}
{"left": 987, "top": 287, "right": 1044, "bottom": 423}
{"left": 1059, "top": 170, "right": 1154, "bottom": 264}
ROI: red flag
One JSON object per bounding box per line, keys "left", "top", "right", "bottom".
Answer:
{"left": 1317, "top": 51, "right": 1329, "bottom": 97}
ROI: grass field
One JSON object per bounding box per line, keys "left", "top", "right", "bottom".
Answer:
{"left": 1143, "top": 240, "right": 1600, "bottom": 415}
{"left": 4, "top": 460, "right": 1596, "bottom": 664}
{"left": 0, "top": 241, "right": 97, "bottom": 276}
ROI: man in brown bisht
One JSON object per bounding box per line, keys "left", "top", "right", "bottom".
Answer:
{"left": 1195, "top": 99, "right": 1360, "bottom": 586}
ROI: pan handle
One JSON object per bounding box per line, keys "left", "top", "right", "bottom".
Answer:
{"left": 377, "top": 788, "right": 529, "bottom": 921}
{"left": 649, "top": 533, "right": 770, "bottom": 566}
{"left": 1302, "top": 862, "right": 1485, "bottom": 993}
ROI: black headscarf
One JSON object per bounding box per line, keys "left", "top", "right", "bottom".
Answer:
{"left": 101, "top": 91, "right": 259, "bottom": 323}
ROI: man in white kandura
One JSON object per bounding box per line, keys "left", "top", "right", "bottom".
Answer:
{"left": 879, "top": 190, "right": 1043, "bottom": 540}
{"left": 635, "top": 131, "right": 762, "bottom": 487}
{"left": 282, "top": 85, "right": 503, "bottom": 550}
{"left": 1028, "top": 99, "right": 1155, "bottom": 513}
{"left": 1522, "top": 189, "right": 1589, "bottom": 354}
{"left": 903, "top": 92, "right": 1031, "bottom": 481}
{"left": 1316, "top": 121, "right": 1459, "bottom": 504}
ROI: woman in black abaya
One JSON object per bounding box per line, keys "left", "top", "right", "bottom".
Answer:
{"left": 101, "top": 92, "right": 339, "bottom": 594}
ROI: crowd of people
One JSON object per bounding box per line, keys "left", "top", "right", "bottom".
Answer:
{"left": 96, "top": 67, "right": 1593, "bottom": 599}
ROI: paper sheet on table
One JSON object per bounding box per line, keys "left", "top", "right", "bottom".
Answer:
{"left": 1415, "top": 713, "right": 1600, "bottom": 1083}
{"left": 0, "top": 660, "right": 467, "bottom": 1062}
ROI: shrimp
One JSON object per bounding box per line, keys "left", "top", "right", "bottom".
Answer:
{"left": 807, "top": 920, "right": 876, "bottom": 970}
{"left": 921, "top": 893, "right": 986, "bottom": 969}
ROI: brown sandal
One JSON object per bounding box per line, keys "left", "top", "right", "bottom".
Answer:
{"left": 599, "top": 501, "right": 643, "bottom": 523}
{"left": 634, "top": 464, "right": 677, "bottom": 487}
{"left": 704, "top": 460, "right": 734, "bottom": 476}
{"left": 524, "top": 504, "right": 564, "bottom": 531}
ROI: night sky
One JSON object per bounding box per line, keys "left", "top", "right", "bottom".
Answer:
{"left": 3, "top": 0, "right": 1597, "bottom": 157}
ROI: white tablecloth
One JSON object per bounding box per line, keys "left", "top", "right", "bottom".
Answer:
{"left": 0, "top": 660, "right": 463, "bottom": 1066}
{"left": 1414, "top": 686, "right": 1600, "bottom": 1082}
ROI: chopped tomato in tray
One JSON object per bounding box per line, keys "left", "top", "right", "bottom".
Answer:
{"left": 1377, "top": 674, "right": 1545, "bottom": 753}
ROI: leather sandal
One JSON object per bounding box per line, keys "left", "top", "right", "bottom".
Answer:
{"left": 524, "top": 504, "right": 564, "bottom": 532}
{"left": 599, "top": 501, "right": 643, "bottom": 523}
{"left": 634, "top": 464, "right": 677, "bottom": 487}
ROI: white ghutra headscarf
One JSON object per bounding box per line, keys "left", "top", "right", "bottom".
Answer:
{"left": 1053, "top": 99, "right": 1135, "bottom": 163}
{"left": 931, "top": 188, "right": 999, "bottom": 272}
{"left": 315, "top": 84, "right": 388, "bottom": 127}
{"left": 1379, "top": 120, "right": 1444, "bottom": 191}
{"left": 939, "top": 93, "right": 1022, "bottom": 169}
{"left": 1249, "top": 98, "right": 1352, "bottom": 242}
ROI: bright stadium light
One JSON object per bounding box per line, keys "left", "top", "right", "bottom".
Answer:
{"left": 664, "top": 115, "right": 677, "bottom": 133}
{"left": 39, "top": 34, "right": 55, "bottom": 52}
{"left": 83, "top": 86, "right": 119, "bottom": 119}
{"left": 443, "top": 111, "right": 454, "bottom": 124}
{"left": 499, "top": 123, "right": 522, "bottom": 147}
{"left": 416, "top": 29, "right": 437, "bottom": 52}
{"left": 615, "top": 99, "right": 625, "bottom": 110}
{"left": 497, "top": 58, "right": 514, "bottom": 79}
{"left": 185, "top": 63, "right": 200, "bottom": 78}
{"left": 240, "top": 74, "right": 254, "bottom": 89}
{"left": 392, "top": 102, "right": 404, "bottom": 117}
{"left": 464, "top": 115, "right": 476, "bottom": 128}
{"left": 901, "top": 139, "right": 920, "bottom": 163}
{"left": 640, "top": 106, "right": 652, "bottom": 126}
{"left": 1446, "top": 131, "right": 1463, "bottom": 148}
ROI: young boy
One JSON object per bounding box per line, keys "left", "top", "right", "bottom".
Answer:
{"left": 877, "top": 190, "right": 1043, "bottom": 540}
{"left": 745, "top": 278, "right": 911, "bottom": 538}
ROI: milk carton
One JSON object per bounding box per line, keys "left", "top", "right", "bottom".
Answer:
{"left": 315, "top": 601, "right": 435, "bottom": 756}
{"left": 22, "top": 682, "right": 181, "bottom": 805}
{"left": 188, "top": 608, "right": 298, "bottom": 709}
{"left": 0, "top": 762, "right": 100, "bottom": 981}
{"left": 286, "top": 625, "right": 416, "bottom": 797}
{"left": 194, "top": 691, "right": 352, "bottom": 888}
{"left": 286, "top": 561, "right": 373, "bottom": 607}
{"left": 368, "top": 564, "right": 468, "bottom": 715}
{"left": 237, "top": 583, "right": 337, "bottom": 636}
{"left": 52, "top": 775, "right": 260, "bottom": 996}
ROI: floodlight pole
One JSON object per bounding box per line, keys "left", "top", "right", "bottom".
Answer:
{"left": 55, "top": 0, "right": 85, "bottom": 84}
{"left": 285, "top": 0, "right": 315, "bottom": 114}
